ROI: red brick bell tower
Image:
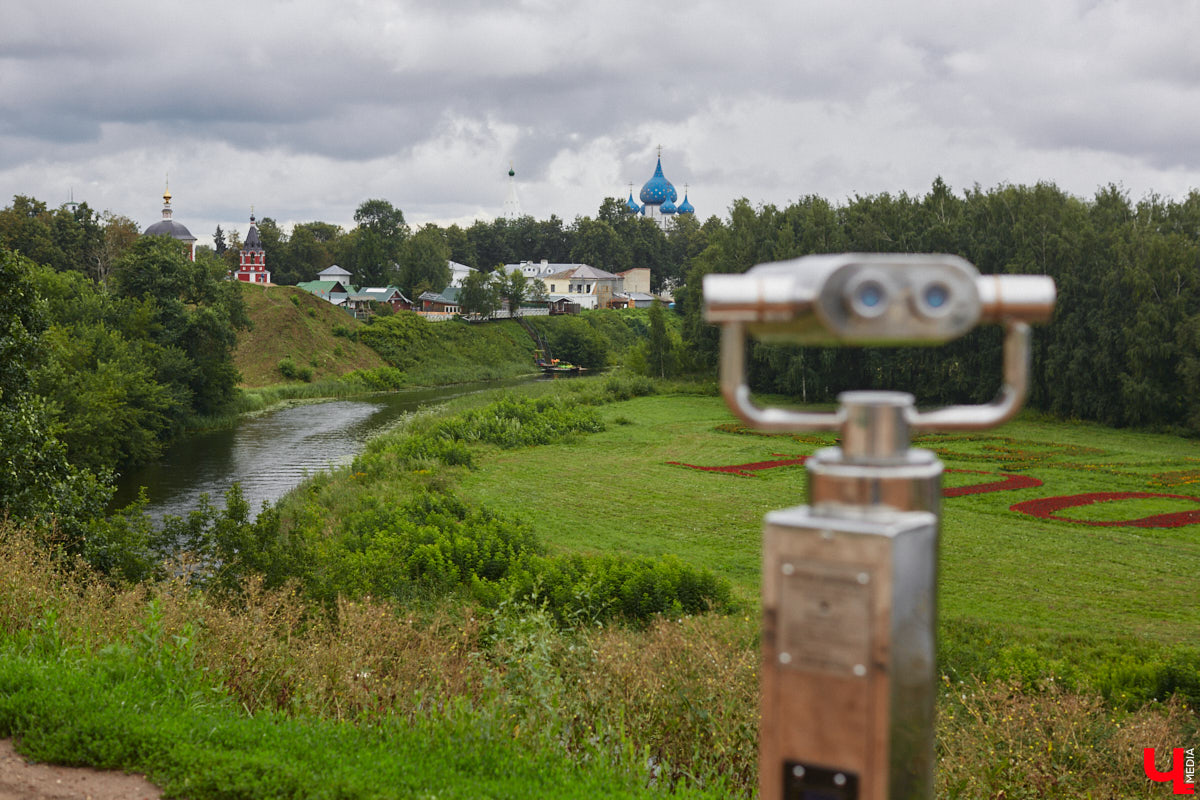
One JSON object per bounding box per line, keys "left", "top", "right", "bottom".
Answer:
{"left": 235, "top": 213, "right": 271, "bottom": 284}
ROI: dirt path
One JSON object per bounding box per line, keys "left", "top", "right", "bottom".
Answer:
{"left": 0, "top": 739, "right": 162, "bottom": 800}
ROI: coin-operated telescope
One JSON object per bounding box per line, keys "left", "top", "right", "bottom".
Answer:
{"left": 704, "top": 254, "right": 1055, "bottom": 800}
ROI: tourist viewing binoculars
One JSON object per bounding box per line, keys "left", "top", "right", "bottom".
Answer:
{"left": 704, "top": 254, "right": 1056, "bottom": 800}
{"left": 703, "top": 253, "right": 1054, "bottom": 345}
{"left": 705, "top": 253, "right": 1056, "bottom": 435}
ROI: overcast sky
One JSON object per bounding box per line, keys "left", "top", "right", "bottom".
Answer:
{"left": 4, "top": 0, "right": 1200, "bottom": 249}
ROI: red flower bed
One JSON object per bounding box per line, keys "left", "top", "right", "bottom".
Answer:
{"left": 667, "top": 455, "right": 808, "bottom": 478}
{"left": 943, "top": 469, "right": 1044, "bottom": 497}
{"left": 1011, "top": 492, "right": 1200, "bottom": 528}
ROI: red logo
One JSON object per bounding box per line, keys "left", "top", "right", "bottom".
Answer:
{"left": 1144, "top": 748, "right": 1196, "bottom": 794}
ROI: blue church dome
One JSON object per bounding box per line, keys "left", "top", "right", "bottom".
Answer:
{"left": 677, "top": 193, "right": 694, "bottom": 214}
{"left": 639, "top": 157, "right": 677, "bottom": 206}
{"left": 626, "top": 191, "right": 642, "bottom": 214}
{"left": 660, "top": 197, "right": 677, "bottom": 214}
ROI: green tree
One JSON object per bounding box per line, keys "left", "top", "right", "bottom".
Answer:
{"left": 646, "top": 299, "right": 676, "bottom": 378}
{"left": 112, "top": 238, "right": 248, "bottom": 416}
{"left": 284, "top": 221, "right": 343, "bottom": 284}
{"left": 397, "top": 225, "right": 451, "bottom": 298}
{"left": 0, "top": 248, "right": 110, "bottom": 544}
{"left": 213, "top": 224, "right": 227, "bottom": 255}
{"left": 30, "top": 265, "right": 182, "bottom": 470}
{"left": 93, "top": 212, "right": 139, "bottom": 287}
{"left": 0, "top": 196, "right": 62, "bottom": 270}
{"left": 528, "top": 277, "right": 549, "bottom": 303}
{"left": 569, "top": 217, "right": 631, "bottom": 272}
{"left": 458, "top": 268, "right": 500, "bottom": 319}
{"left": 500, "top": 268, "right": 528, "bottom": 316}
{"left": 352, "top": 199, "right": 409, "bottom": 285}
{"left": 443, "top": 223, "right": 478, "bottom": 268}
{"left": 548, "top": 317, "right": 608, "bottom": 369}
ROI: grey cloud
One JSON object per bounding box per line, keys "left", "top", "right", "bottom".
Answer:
{"left": 5, "top": 0, "right": 1200, "bottom": 233}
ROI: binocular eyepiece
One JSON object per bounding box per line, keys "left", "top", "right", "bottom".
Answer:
{"left": 703, "top": 253, "right": 1054, "bottom": 346}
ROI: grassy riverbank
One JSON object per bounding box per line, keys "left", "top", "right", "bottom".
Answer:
{"left": 2, "top": 375, "right": 1197, "bottom": 797}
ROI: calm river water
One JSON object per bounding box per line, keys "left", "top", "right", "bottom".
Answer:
{"left": 112, "top": 378, "right": 536, "bottom": 520}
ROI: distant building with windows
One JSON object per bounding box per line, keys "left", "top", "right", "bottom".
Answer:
{"left": 233, "top": 214, "right": 271, "bottom": 284}
{"left": 503, "top": 262, "right": 621, "bottom": 310}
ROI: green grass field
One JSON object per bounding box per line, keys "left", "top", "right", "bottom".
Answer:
{"left": 461, "top": 392, "right": 1200, "bottom": 648}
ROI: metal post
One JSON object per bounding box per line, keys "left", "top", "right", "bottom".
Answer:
{"left": 704, "top": 254, "right": 1055, "bottom": 800}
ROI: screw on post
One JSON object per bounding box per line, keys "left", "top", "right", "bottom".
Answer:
{"left": 704, "top": 253, "right": 1054, "bottom": 800}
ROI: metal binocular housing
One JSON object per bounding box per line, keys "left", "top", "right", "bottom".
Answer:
{"left": 703, "top": 253, "right": 1056, "bottom": 436}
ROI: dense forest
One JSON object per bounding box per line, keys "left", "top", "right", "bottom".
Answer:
{"left": 674, "top": 180, "right": 1200, "bottom": 434}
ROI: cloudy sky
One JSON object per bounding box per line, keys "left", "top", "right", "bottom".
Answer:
{"left": 4, "top": 0, "right": 1200, "bottom": 248}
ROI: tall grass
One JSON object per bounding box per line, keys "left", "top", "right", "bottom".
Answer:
{"left": 0, "top": 522, "right": 1192, "bottom": 797}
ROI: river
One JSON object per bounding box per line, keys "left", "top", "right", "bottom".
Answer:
{"left": 112, "top": 378, "right": 538, "bottom": 520}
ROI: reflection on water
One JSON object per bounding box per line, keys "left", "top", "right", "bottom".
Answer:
{"left": 112, "top": 379, "right": 534, "bottom": 520}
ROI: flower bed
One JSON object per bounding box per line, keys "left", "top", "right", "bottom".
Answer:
{"left": 667, "top": 455, "right": 808, "bottom": 478}
{"left": 1010, "top": 492, "right": 1200, "bottom": 528}
{"left": 943, "top": 469, "right": 1044, "bottom": 497}
{"left": 916, "top": 434, "right": 1102, "bottom": 471}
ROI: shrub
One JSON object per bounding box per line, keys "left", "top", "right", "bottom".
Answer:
{"left": 358, "top": 394, "right": 605, "bottom": 474}
{"left": 339, "top": 367, "right": 407, "bottom": 391}
{"left": 277, "top": 357, "right": 314, "bottom": 383}
{"left": 331, "top": 324, "right": 358, "bottom": 341}
{"left": 503, "top": 553, "right": 734, "bottom": 625}
{"left": 600, "top": 373, "right": 656, "bottom": 402}
{"left": 294, "top": 481, "right": 731, "bottom": 626}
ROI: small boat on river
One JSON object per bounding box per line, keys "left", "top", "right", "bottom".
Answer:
{"left": 534, "top": 348, "right": 584, "bottom": 374}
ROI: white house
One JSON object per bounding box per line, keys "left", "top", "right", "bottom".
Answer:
{"left": 538, "top": 264, "right": 621, "bottom": 310}
{"left": 318, "top": 265, "right": 352, "bottom": 283}
{"left": 448, "top": 260, "right": 477, "bottom": 287}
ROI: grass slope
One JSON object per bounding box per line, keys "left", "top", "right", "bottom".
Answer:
{"left": 233, "top": 283, "right": 387, "bottom": 387}
{"left": 355, "top": 313, "right": 539, "bottom": 385}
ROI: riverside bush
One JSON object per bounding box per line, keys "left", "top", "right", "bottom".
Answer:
{"left": 303, "top": 488, "right": 732, "bottom": 624}
{"left": 358, "top": 393, "right": 605, "bottom": 474}
{"left": 338, "top": 366, "right": 407, "bottom": 391}
{"left": 939, "top": 617, "right": 1200, "bottom": 710}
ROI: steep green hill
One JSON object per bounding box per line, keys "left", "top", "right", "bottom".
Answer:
{"left": 232, "top": 283, "right": 387, "bottom": 387}
{"left": 234, "top": 292, "right": 659, "bottom": 390}
{"left": 354, "top": 312, "right": 539, "bottom": 384}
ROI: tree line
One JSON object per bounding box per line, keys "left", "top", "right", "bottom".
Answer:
{"left": 229, "top": 197, "right": 712, "bottom": 296}
{"left": 676, "top": 179, "right": 1200, "bottom": 433}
